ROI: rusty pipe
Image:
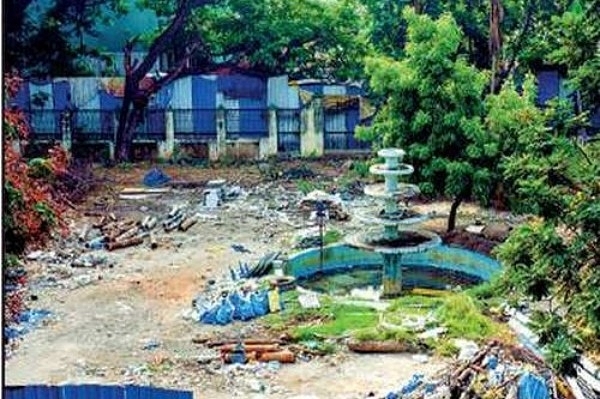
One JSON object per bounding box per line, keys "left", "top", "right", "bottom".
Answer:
{"left": 106, "top": 236, "right": 144, "bottom": 251}
{"left": 179, "top": 214, "right": 199, "bottom": 231}
{"left": 115, "top": 226, "right": 140, "bottom": 242}
{"left": 149, "top": 232, "right": 158, "bottom": 249}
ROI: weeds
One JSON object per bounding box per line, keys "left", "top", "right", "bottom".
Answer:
{"left": 436, "top": 293, "right": 498, "bottom": 339}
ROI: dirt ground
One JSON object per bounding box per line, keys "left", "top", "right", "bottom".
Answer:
{"left": 5, "top": 160, "right": 508, "bottom": 398}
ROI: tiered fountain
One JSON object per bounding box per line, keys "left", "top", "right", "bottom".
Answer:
{"left": 346, "top": 148, "right": 441, "bottom": 298}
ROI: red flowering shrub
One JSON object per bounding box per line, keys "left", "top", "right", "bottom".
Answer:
{"left": 3, "top": 71, "right": 70, "bottom": 324}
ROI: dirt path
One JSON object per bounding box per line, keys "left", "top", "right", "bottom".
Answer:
{"left": 7, "top": 163, "right": 508, "bottom": 397}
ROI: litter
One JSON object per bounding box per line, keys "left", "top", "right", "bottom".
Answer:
{"left": 382, "top": 341, "right": 574, "bottom": 399}
{"left": 298, "top": 292, "right": 321, "bottom": 309}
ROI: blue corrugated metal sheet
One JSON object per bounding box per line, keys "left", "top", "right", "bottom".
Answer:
{"left": 537, "top": 71, "right": 560, "bottom": 105}
{"left": 217, "top": 74, "right": 266, "bottom": 100}
{"left": 298, "top": 84, "right": 323, "bottom": 94}
{"left": 171, "top": 76, "right": 193, "bottom": 132}
{"left": 346, "top": 85, "right": 364, "bottom": 96}
{"left": 238, "top": 98, "right": 268, "bottom": 137}
{"left": 29, "top": 81, "right": 56, "bottom": 134}
{"left": 191, "top": 75, "right": 217, "bottom": 135}
{"left": 52, "top": 80, "right": 70, "bottom": 110}
{"left": 5, "top": 385, "right": 192, "bottom": 399}
{"left": 267, "top": 75, "right": 300, "bottom": 109}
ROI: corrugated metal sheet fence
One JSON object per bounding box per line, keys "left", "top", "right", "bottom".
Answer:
{"left": 324, "top": 104, "right": 370, "bottom": 151}
{"left": 277, "top": 108, "right": 301, "bottom": 153}
{"left": 4, "top": 385, "right": 193, "bottom": 399}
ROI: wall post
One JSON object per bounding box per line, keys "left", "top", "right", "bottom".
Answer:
{"left": 300, "top": 97, "right": 324, "bottom": 157}
{"left": 158, "top": 109, "right": 175, "bottom": 159}
{"left": 259, "top": 107, "right": 278, "bottom": 159}
{"left": 215, "top": 107, "right": 227, "bottom": 160}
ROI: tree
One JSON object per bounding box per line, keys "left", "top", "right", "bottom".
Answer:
{"left": 3, "top": 71, "right": 70, "bottom": 325}
{"left": 357, "top": 8, "right": 489, "bottom": 232}
{"left": 495, "top": 99, "right": 600, "bottom": 372}
{"left": 547, "top": 0, "right": 600, "bottom": 108}
{"left": 115, "top": 0, "right": 367, "bottom": 161}
{"left": 3, "top": 0, "right": 127, "bottom": 76}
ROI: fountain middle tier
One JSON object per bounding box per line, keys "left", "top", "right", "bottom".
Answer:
{"left": 354, "top": 206, "right": 430, "bottom": 227}
{"left": 363, "top": 183, "right": 421, "bottom": 200}
{"left": 345, "top": 228, "right": 441, "bottom": 255}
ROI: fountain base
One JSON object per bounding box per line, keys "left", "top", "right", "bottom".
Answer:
{"left": 382, "top": 253, "right": 403, "bottom": 298}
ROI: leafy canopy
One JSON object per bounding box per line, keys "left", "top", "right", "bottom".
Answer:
{"left": 357, "top": 8, "right": 489, "bottom": 204}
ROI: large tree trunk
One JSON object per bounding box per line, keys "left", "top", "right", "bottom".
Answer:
{"left": 115, "top": 79, "right": 136, "bottom": 162}
{"left": 447, "top": 196, "right": 464, "bottom": 233}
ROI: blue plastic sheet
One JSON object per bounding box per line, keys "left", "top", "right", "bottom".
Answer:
{"left": 4, "top": 309, "right": 52, "bottom": 341}
{"left": 198, "top": 289, "right": 271, "bottom": 325}
{"left": 517, "top": 373, "right": 550, "bottom": 399}
{"left": 142, "top": 167, "right": 171, "bottom": 188}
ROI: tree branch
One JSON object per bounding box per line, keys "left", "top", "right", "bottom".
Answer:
{"left": 152, "top": 42, "right": 203, "bottom": 92}
{"left": 131, "top": 0, "right": 216, "bottom": 81}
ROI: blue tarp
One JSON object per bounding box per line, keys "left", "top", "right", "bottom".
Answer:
{"left": 518, "top": 373, "right": 550, "bottom": 399}
{"left": 142, "top": 168, "right": 171, "bottom": 187}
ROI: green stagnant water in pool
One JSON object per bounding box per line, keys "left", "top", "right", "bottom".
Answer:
{"left": 300, "top": 265, "right": 483, "bottom": 296}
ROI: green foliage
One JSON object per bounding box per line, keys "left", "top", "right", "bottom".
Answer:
{"left": 497, "top": 97, "right": 600, "bottom": 368}
{"left": 547, "top": 0, "right": 600, "bottom": 106}
{"left": 5, "top": 0, "right": 128, "bottom": 76}
{"left": 359, "top": 9, "right": 492, "bottom": 229}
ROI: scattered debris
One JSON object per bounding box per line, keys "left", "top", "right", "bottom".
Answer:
{"left": 231, "top": 244, "right": 252, "bottom": 254}
{"left": 383, "top": 340, "right": 574, "bottom": 399}
{"left": 298, "top": 292, "right": 321, "bottom": 309}
{"left": 299, "top": 190, "right": 349, "bottom": 221}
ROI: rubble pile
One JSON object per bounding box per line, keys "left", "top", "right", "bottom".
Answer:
{"left": 298, "top": 190, "right": 350, "bottom": 221}
{"left": 384, "top": 340, "right": 575, "bottom": 399}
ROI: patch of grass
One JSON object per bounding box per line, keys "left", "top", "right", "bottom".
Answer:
{"left": 296, "top": 178, "right": 323, "bottom": 194}
{"left": 323, "top": 229, "right": 343, "bottom": 245}
{"left": 436, "top": 293, "right": 498, "bottom": 340}
{"left": 434, "top": 339, "right": 460, "bottom": 357}
{"left": 352, "top": 326, "right": 418, "bottom": 344}
{"left": 261, "top": 291, "right": 379, "bottom": 342}
{"left": 387, "top": 295, "right": 445, "bottom": 313}
{"left": 292, "top": 303, "right": 379, "bottom": 340}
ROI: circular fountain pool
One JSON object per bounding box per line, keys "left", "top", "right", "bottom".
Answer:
{"left": 285, "top": 243, "right": 501, "bottom": 296}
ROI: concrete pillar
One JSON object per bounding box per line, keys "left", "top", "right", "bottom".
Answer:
{"left": 107, "top": 141, "right": 115, "bottom": 161}
{"left": 300, "top": 97, "right": 324, "bottom": 157}
{"left": 260, "top": 108, "right": 278, "bottom": 159}
{"left": 61, "top": 111, "right": 72, "bottom": 151}
{"left": 216, "top": 107, "right": 227, "bottom": 160}
{"left": 158, "top": 109, "right": 175, "bottom": 159}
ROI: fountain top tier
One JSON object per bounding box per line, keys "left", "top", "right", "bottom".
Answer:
{"left": 346, "top": 147, "right": 441, "bottom": 255}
